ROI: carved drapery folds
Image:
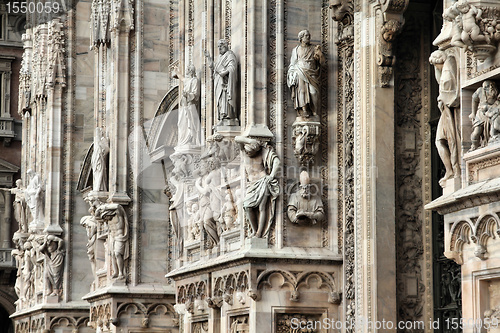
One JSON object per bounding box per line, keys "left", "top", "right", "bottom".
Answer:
{"left": 376, "top": 0, "right": 409, "bottom": 87}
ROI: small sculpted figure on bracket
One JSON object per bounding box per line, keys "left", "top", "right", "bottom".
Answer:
{"left": 0, "top": 179, "right": 28, "bottom": 233}
{"left": 235, "top": 131, "right": 280, "bottom": 238}
{"left": 287, "top": 171, "right": 325, "bottom": 225}
{"left": 172, "top": 65, "right": 201, "bottom": 149}
{"left": 80, "top": 199, "right": 99, "bottom": 284}
{"left": 39, "top": 234, "right": 65, "bottom": 298}
{"left": 25, "top": 169, "right": 44, "bottom": 228}
{"left": 287, "top": 30, "right": 325, "bottom": 119}
{"left": 470, "top": 80, "right": 499, "bottom": 150}
{"left": 205, "top": 39, "right": 239, "bottom": 126}
{"left": 91, "top": 128, "right": 109, "bottom": 192}
{"left": 96, "top": 203, "right": 129, "bottom": 280}
{"left": 429, "top": 50, "right": 461, "bottom": 187}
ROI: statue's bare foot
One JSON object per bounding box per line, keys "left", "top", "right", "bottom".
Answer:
{"left": 439, "top": 171, "right": 453, "bottom": 187}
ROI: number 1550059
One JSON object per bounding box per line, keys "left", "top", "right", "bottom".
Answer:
{"left": 6, "top": 1, "right": 63, "bottom": 14}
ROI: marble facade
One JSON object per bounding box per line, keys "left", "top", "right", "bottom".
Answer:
{"left": 7, "top": 0, "right": 500, "bottom": 332}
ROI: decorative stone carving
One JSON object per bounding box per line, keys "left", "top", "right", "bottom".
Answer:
{"left": 291, "top": 121, "right": 320, "bottom": 165}
{"left": 46, "top": 19, "right": 66, "bottom": 88}
{"left": 429, "top": 49, "right": 461, "bottom": 187}
{"left": 0, "top": 180, "right": 28, "bottom": 233}
{"left": 205, "top": 39, "right": 239, "bottom": 126}
{"left": 220, "top": 190, "right": 238, "bottom": 231}
{"left": 235, "top": 131, "right": 280, "bottom": 238}
{"left": 25, "top": 169, "right": 44, "bottom": 229}
{"left": 96, "top": 203, "right": 129, "bottom": 280}
{"left": 80, "top": 201, "right": 99, "bottom": 285}
{"left": 91, "top": 128, "right": 109, "bottom": 192}
{"left": 90, "top": 0, "right": 111, "bottom": 48}
{"left": 172, "top": 65, "right": 201, "bottom": 150}
{"left": 330, "top": 0, "right": 354, "bottom": 41}
{"left": 470, "top": 80, "right": 499, "bottom": 150}
{"left": 445, "top": 0, "right": 500, "bottom": 60}
{"left": 287, "top": 30, "right": 325, "bottom": 119}
{"left": 376, "top": 0, "right": 409, "bottom": 87}
{"left": 287, "top": 171, "right": 325, "bottom": 225}
{"left": 230, "top": 315, "right": 249, "bottom": 333}
{"left": 39, "top": 234, "right": 65, "bottom": 298}
{"left": 187, "top": 202, "right": 202, "bottom": 242}
{"left": 195, "top": 160, "right": 222, "bottom": 248}
{"left": 276, "top": 313, "right": 321, "bottom": 332}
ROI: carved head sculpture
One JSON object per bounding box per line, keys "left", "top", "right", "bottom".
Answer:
{"left": 299, "top": 171, "right": 312, "bottom": 199}
{"left": 243, "top": 139, "right": 261, "bottom": 157}
{"left": 298, "top": 30, "right": 311, "bottom": 44}
{"left": 186, "top": 64, "right": 196, "bottom": 78}
{"left": 455, "top": 0, "right": 470, "bottom": 14}
{"left": 483, "top": 80, "right": 499, "bottom": 105}
{"left": 217, "top": 39, "right": 229, "bottom": 55}
{"left": 381, "top": 20, "right": 402, "bottom": 42}
{"left": 330, "top": 0, "right": 352, "bottom": 22}
{"left": 15, "top": 179, "right": 22, "bottom": 188}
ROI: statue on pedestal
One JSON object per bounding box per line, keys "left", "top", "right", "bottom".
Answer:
{"left": 287, "top": 171, "right": 325, "bottom": 225}
{"left": 173, "top": 65, "right": 201, "bottom": 148}
{"left": 287, "top": 30, "right": 325, "bottom": 118}
{"left": 0, "top": 179, "right": 27, "bottom": 233}
{"left": 80, "top": 201, "right": 98, "bottom": 280}
{"left": 235, "top": 135, "right": 280, "bottom": 238}
{"left": 205, "top": 39, "right": 239, "bottom": 126}
{"left": 91, "top": 128, "right": 109, "bottom": 192}
{"left": 25, "top": 169, "right": 44, "bottom": 227}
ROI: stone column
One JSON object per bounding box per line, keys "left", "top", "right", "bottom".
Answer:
{"left": 2, "top": 191, "right": 11, "bottom": 248}
{"left": 352, "top": 1, "right": 406, "bottom": 328}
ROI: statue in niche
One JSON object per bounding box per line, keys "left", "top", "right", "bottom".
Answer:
{"left": 195, "top": 160, "right": 222, "bottom": 247}
{"left": 91, "top": 127, "right": 109, "bottom": 192}
{"left": 220, "top": 190, "right": 237, "bottom": 231}
{"left": 287, "top": 171, "right": 325, "bottom": 225}
{"left": 469, "top": 80, "right": 499, "bottom": 150}
{"left": 235, "top": 136, "right": 280, "bottom": 238}
{"left": 429, "top": 50, "right": 461, "bottom": 187}
{"left": 187, "top": 202, "right": 201, "bottom": 241}
{"left": 80, "top": 201, "right": 99, "bottom": 280}
{"left": 96, "top": 203, "right": 129, "bottom": 279}
{"left": 39, "top": 234, "right": 65, "bottom": 297}
{"left": 287, "top": 30, "right": 325, "bottom": 118}
{"left": 205, "top": 39, "right": 239, "bottom": 126}
{"left": 172, "top": 65, "right": 201, "bottom": 148}
{"left": 25, "top": 169, "right": 44, "bottom": 226}
{"left": 0, "top": 179, "right": 28, "bottom": 233}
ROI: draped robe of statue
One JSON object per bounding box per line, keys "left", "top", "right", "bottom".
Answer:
{"left": 177, "top": 75, "right": 201, "bottom": 148}
{"left": 287, "top": 44, "right": 322, "bottom": 116}
{"left": 243, "top": 146, "right": 280, "bottom": 237}
{"left": 214, "top": 50, "right": 238, "bottom": 122}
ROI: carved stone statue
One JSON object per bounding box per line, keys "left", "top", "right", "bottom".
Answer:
{"left": 429, "top": 50, "right": 461, "bottom": 187}
{"left": 0, "top": 179, "right": 27, "bottom": 232}
{"left": 330, "top": 0, "right": 352, "bottom": 22}
{"left": 96, "top": 203, "right": 129, "bottom": 279}
{"left": 455, "top": 0, "right": 489, "bottom": 47}
{"left": 80, "top": 208, "right": 98, "bottom": 279}
{"left": 235, "top": 136, "right": 280, "bottom": 238}
{"left": 39, "top": 234, "right": 65, "bottom": 297}
{"left": 287, "top": 171, "right": 325, "bottom": 225}
{"left": 220, "top": 190, "right": 237, "bottom": 231}
{"left": 21, "top": 240, "right": 34, "bottom": 301}
{"left": 187, "top": 202, "right": 201, "bottom": 242}
{"left": 91, "top": 127, "right": 109, "bottom": 192}
{"left": 25, "top": 169, "right": 44, "bottom": 227}
{"left": 173, "top": 65, "right": 201, "bottom": 148}
{"left": 470, "top": 80, "right": 499, "bottom": 150}
{"left": 195, "top": 161, "right": 222, "bottom": 247}
{"left": 205, "top": 39, "right": 239, "bottom": 126}
{"left": 287, "top": 30, "right": 325, "bottom": 118}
